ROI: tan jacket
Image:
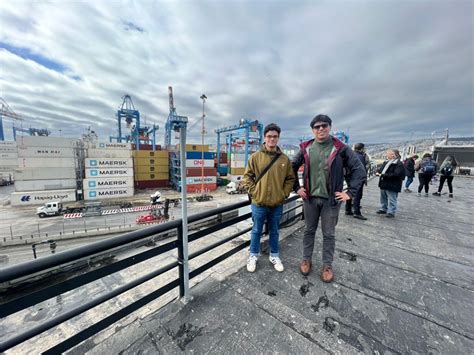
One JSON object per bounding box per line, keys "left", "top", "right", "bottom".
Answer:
{"left": 242, "top": 145, "right": 295, "bottom": 207}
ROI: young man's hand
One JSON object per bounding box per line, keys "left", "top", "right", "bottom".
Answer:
{"left": 297, "top": 187, "right": 308, "bottom": 200}
{"left": 335, "top": 191, "right": 351, "bottom": 201}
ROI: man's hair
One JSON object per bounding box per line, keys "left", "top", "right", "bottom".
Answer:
{"left": 354, "top": 143, "right": 365, "bottom": 151}
{"left": 412, "top": 154, "right": 419, "bottom": 159}
{"left": 264, "top": 123, "right": 281, "bottom": 136}
{"left": 310, "top": 114, "right": 332, "bottom": 128}
{"left": 422, "top": 153, "right": 432, "bottom": 159}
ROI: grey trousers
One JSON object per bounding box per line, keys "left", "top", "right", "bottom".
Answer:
{"left": 302, "top": 197, "right": 341, "bottom": 265}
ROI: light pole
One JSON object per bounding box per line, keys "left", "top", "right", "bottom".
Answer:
{"left": 200, "top": 94, "right": 207, "bottom": 196}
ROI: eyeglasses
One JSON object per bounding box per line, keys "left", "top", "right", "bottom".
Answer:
{"left": 312, "top": 123, "right": 329, "bottom": 131}
{"left": 265, "top": 135, "right": 279, "bottom": 139}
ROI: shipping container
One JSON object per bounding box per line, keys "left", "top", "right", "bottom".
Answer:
{"left": 135, "top": 180, "right": 168, "bottom": 189}
{"left": 134, "top": 172, "right": 169, "bottom": 181}
{"left": 15, "top": 167, "right": 76, "bottom": 181}
{"left": 15, "top": 179, "right": 76, "bottom": 192}
{"left": 133, "top": 157, "right": 168, "bottom": 167}
{"left": 85, "top": 167, "right": 133, "bottom": 178}
{"left": 230, "top": 160, "right": 246, "bottom": 168}
{"left": 83, "top": 177, "right": 134, "bottom": 189}
{"left": 17, "top": 146, "right": 75, "bottom": 158}
{"left": 18, "top": 157, "right": 75, "bottom": 168}
{"left": 175, "top": 144, "right": 209, "bottom": 152}
{"left": 11, "top": 189, "right": 76, "bottom": 206}
{"left": 17, "top": 136, "right": 79, "bottom": 148}
{"left": 185, "top": 151, "right": 215, "bottom": 160}
{"left": 0, "top": 141, "right": 17, "bottom": 147}
{"left": 0, "top": 146, "right": 18, "bottom": 154}
{"left": 86, "top": 142, "right": 132, "bottom": 150}
{"left": 83, "top": 186, "right": 134, "bottom": 200}
{"left": 230, "top": 153, "right": 249, "bottom": 161}
{"left": 185, "top": 159, "right": 214, "bottom": 168}
{"left": 131, "top": 144, "right": 162, "bottom": 151}
{"left": 226, "top": 174, "right": 244, "bottom": 182}
{"left": 85, "top": 158, "right": 133, "bottom": 168}
{"left": 132, "top": 150, "right": 167, "bottom": 158}
{"left": 217, "top": 166, "right": 228, "bottom": 175}
{"left": 229, "top": 167, "right": 246, "bottom": 175}
{"left": 186, "top": 183, "right": 217, "bottom": 193}
{"left": 185, "top": 167, "right": 217, "bottom": 177}
{"left": 186, "top": 176, "right": 217, "bottom": 184}
{"left": 87, "top": 149, "right": 132, "bottom": 158}
{"left": 134, "top": 165, "right": 169, "bottom": 174}
{"left": 0, "top": 152, "right": 18, "bottom": 159}
{"left": 0, "top": 158, "right": 18, "bottom": 167}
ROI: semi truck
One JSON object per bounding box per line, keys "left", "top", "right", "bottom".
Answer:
{"left": 36, "top": 201, "right": 102, "bottom": 218}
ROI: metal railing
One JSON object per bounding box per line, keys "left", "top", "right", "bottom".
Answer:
{"left": 0, "top": 196, "right": 302, "bottom": 353}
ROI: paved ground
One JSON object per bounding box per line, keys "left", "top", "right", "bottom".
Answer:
{"left": 65, "top": 176, "right": 474, "bottom": 354}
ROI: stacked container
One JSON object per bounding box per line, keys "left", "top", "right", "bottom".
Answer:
{"left": 216, "top": 151, "right": 228, "bottom": 176}
{"left": 83, "top": 142, "right": 134, "bottom": 200}
{"left": 0, "top": 141, "right": 17, "bottom": 184}
{"left": 229, "top": 152, "right": 247, "bottom": 176}
{"left": 133, "top": 149, "right": 169, "bottom": 189}
{"left": 11, "top": 136, "right": 79, "bottom": 206}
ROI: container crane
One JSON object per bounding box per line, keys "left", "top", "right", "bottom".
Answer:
{"left": 0, "top": 98, "right": 23, "bottom": 141}
{"left": 164, "top": 87, "right": 188, "bottom": 148}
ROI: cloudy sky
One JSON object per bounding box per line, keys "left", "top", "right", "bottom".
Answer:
{"left": 0, "top": 0, "right": 472, "bottom": 145}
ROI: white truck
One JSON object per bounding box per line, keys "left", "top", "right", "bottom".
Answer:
{"left": 226, "top": 181, "right": 247, "bottom": 195}
{"left": 36, "top": 201, "right": 102, "bottom": 218}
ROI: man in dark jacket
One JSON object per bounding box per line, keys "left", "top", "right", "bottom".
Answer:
{"left": 292, "top": 114, "right": 365, "bottom": 283}
{"left": 376, "top": 149, "right": 406, "bottom": 218}
{"left": 345, "top": 143, "right": 369, "bottom": 220}
{"left": 403, "top": 154, "right": 418, "bottom": 192}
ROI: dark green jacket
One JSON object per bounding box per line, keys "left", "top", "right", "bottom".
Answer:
{"left": 242, "top": 145, "right": 295, "bottom": 207}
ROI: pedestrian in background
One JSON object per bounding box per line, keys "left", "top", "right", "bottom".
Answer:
{"left": 376, "top": 149, "right": 405, "bottom": 218}
{"left": 433, "top": 155, "right": 457, "bottom": 198}
{"left": 415, "top": 153, "right": 437, "bottom": 196}
{"left": 403, "top": 154, "right": 418, "bottom": 192}
{"left": 345, "top": 143, "right": 369, "bottom": 220}
{"left": 242, "top": 123, "right": 295, "bottom": 273}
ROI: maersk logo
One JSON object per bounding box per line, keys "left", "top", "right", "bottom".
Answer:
{"left": 90, "top": 170, "right": 98, "bottom": 176}
{"left": 88, "top": 191, "right": 97, "bottom": 197}
{"left": 21, "top": 196, "right": 31, "bottom": 202}
{"left": 99, "top": 143, "right": 105, "bottom": 148}
{"left": 90, "top": 160, "right": 98, "bottom": 166}
{"left": 88, "top": 181, "right": 96, "bottom": 188}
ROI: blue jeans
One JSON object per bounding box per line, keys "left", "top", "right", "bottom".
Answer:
{"left": 405, "top": 176, "right": 414, "bottom": 189}
{"left": 250, "top": 204, "right": 283, "bottom": 257}
{"left": 380, "top": 189, "right": 398, "bottom": 214}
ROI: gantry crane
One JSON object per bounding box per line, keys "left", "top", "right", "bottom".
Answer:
{"left": 0, "top": 98, "right": 23, "bottom": 141}
{"left": 164, "top": 87, "right": 188, "bottom": 148}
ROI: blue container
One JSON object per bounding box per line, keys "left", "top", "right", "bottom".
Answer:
{"left": 186, "top": 151, "right": 215, "bottom": 159}
{"left": 217, "top": 166, "right": 228, "bottom": 175}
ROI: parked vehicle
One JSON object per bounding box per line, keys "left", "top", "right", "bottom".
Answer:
{"left": 36, "top": 201, "right": 102, "bottom": 218}
{"left": 136, "top": 199, "right": 170, "bottom": 224}
{"left": 226, "top": 181, "right": 246, "bottom": 195}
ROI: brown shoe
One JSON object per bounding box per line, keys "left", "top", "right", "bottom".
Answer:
{"left": 299, "top": 260, "right": 312, "bottom": 276}
{"left": 320, "top": 265, "right": 334, "bottom": 283}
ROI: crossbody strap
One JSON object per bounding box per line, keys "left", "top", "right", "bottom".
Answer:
{"left": 254, "top": 153, "right": 280, "bottom": 185}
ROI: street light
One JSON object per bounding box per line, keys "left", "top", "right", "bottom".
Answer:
{"left": 200, "top": 94, "right": 207, "bottom": 196}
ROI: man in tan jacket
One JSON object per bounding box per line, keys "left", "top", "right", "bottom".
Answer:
{"left": 242, "top": 123, "right": 295, "bottom": 273}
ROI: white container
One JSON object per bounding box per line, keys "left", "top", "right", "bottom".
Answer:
{"left": 17, "top": 146, "right": 75, "bottom": 158}
{"left": 230, "top": 160, "right": 246, "bottom": 168}
{"left": 83, "top": 186, "right": 134, "bottom": 200}
{"left": 0, "top": 141, "right": 17, "bottom": 147}
{"left": 186, "top": 176, "right": 217, "bottom": 185}
{"left": 0, "top": 146, "right": 18, "bottom": 154}
{"left": 10, "top": 189, "right": 76, "bottom": 206}
{"left": 15, "top": 179, "right": 76, "bottom": 192}
{"left": 85, "top": 158, "right": 133, "bottom": 168}
{"left": 87, "top": 149, "right": 132, "bottom": 158}
{"left": 86, "top": 142, "right": 132, "bottom": 150}
{"left": 18, "top": 157, "right": 75, "bottom": 168}
{"left": 231, "top": 153, "right": 249, "bottom": 161}
{"left": 85, "top": 167, "right": 133, "bottom": 178}
{"left": 185, "top": 159, "right": 214, "bottom": 168}
{"left": 0, "top": 152, "right": 18, "bottom": 159}
{"left": 83, "top": 177, "right": 134, "bottom": 189}
{"left": 226, "top": 174, "right": 244, "bottom": 183}
{"left": 15, "top": 167, "right": 76, "bottom": 181}
{"left": 0, "top": 158, "right": 18, "bottom": 168}
{"left": 17, "top": 136, "right": 79, "bottom": 148}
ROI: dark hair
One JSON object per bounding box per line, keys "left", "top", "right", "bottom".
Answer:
{"left": 422, "top": 153, "right": 432, "bottom": 159}
{"left": 392, "top": 149, "right": 400, "bottom": 158}
{"left": 264, "top": 123, "right": 281, "bottom": 136}
{"left": 310, "top": 114, "right": 332, "bottom": 128}
{"left": 354, "top": 143, "right": 365, "bottom": 151}
{"left": 412, "top": 154, "right": 419, "bottom": 159}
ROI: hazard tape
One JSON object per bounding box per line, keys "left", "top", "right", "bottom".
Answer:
{"left": 64, "top": 213, "right": 83, "bottom": 219}
{"left": 63, "top": 205, "right": 164, "bottom": 219}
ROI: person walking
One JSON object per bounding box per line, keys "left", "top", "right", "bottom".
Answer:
{"left": 242, "top": 123, "right": 295, "bottom": 273}
{"left": 433, "top": 155, "right": 457, "bottom": 198}
{"left": 403, "top": 154, "right": 418, "bottom": 192}
{"left": 292, "top": 114, "right": 365, "bottom": 283}
{"left": 415, "top": 153, "right": 437, "bottom": 196}
{"left": 376, "top": 149, "right": 405, "bottom": 218}
{"left": 345, "top": 143, "right": 369, "bottom": 220}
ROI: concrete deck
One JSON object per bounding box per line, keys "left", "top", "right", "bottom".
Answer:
{"left": 65, "top": 176, "right": 474, "bottom": 354}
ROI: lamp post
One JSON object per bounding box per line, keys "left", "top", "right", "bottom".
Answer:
{"left": 200, "top": 94, "right": 207, "bottom": 196}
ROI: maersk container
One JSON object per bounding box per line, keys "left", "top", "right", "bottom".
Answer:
{"left": 14, "top": 167, "right": 76, "bottom": 181}
{"left": 85, "top": 167, "right": 133, "bottom": 178}
{"left": 83, "top": 177, "right": 134, "bottom": 189}
{"left": 18, "top": 157, "right": 75, "bottom": 168}
{"left": 86, "top": 142, "right": 132, "bottom": 150}
{"left": 0, "top": 152, "right": 18, "bottom": 159}
{"left": 85, "top": 158, "right": 133, "bottom": 168}
{"left": 15, "top": 179, "right": 77, "bottom": 192}
{"left": 17, "top": 136, "right": 79, "bottom": 148}
{"left": 185, "top": 151, "right": 215, "bottom": 160}
{"left": 87, "top": 149, "right": 132, "bottom": 159}
{"left": 185, "top": 159, "right": 215, "bottom": 168}
{"left": 17, "top": 146, "right": 75, "bottom": 158}
{"left": 186, "top": 176, "right": 217, "bottom": 185}
{"left": 83, "top": 186, "right": 134, "bottom": 200}
{"left": 10, "top": 189, "right": 76, "bottom": 206}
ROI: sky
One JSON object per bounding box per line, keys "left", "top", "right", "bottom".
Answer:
{"left": 0, "top": 0, "right": 473, "bottom": 145}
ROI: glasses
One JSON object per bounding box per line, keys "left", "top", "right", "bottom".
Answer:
{"left": 265, "top": 135, "right": 279, "bottom": 139}
{"left": 312, "top": 123, "right": 329, "bottom": 131}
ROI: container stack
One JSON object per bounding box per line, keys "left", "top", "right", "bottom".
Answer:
{"left": 229, "top": 152, "right": 247, "bottom": 176}
{"left": 133, "top": 149, "right": 169, "bottom": 189}
{"left": 170, "top": 144, "right": 217, "bottom": 193}
{"left": 83, "top": 142, "right": 134, "bottom": 200}
{"left": 11, "top": 136, "right": 78, "bottom": 206}
{"left": 0, "top": 141, "right": 17, "bottom": 184}
{"left": 216, "top": 151, "right": 228, "bottom": 176}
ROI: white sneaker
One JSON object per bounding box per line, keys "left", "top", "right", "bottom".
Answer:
{"left": 269, "top": 256, "right": 284, "bottom": 272}
{"left": 247, "top": 255, "right": 258, "bottom": 273}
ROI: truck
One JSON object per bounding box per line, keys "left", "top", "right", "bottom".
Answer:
{"left": 36, "top": 201, "right": 102, "bottom": 218}
{"left": 226, "top": 181, "right": 247, "bottom": 195}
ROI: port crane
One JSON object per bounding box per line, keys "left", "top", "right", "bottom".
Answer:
{"left": 164, "top": 87, "right": 188, "bottom": 148}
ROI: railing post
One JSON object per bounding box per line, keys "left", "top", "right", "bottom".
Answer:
{"left": 177, "top": 225, "right": 185, "bottom": 297}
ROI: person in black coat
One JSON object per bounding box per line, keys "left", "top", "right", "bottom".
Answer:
{"left": 375, "top": 149, "right": 406, "bottom": 218}
{"left": 403, "top": 154, "right": 418, "bottom": 192}
{"left": 345, "top": 143, "right": 369, "bottom": 220}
